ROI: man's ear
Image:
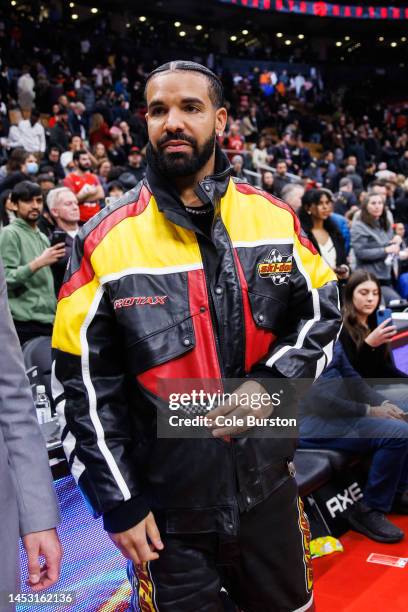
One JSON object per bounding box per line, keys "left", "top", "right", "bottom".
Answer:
{"left": 215, "top": 107, "right": 228, "bottom": 135}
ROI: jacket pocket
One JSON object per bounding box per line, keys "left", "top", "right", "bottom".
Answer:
{"left": 129, "top": 315, "right": 196, "bottom": 375}
{"left": 247, "top": 290, "right": 287, "bottom": 333}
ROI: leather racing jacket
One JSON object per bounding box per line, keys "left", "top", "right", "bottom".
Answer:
{"left": 52, "top": 149, "right": 341, "bottom": 535}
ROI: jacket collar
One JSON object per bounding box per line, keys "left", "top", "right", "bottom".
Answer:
{"left": 145, "top": 143, "right": 231, "bottom": 230}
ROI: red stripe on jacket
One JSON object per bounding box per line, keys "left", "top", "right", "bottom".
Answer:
{"left": 233, "top": 250, "right": 276, "bottom": 373}
{"left": 59, "top": 186, "right": 151, "bottom": 299}
{"left": 137, "top": 269, "right": 222, "bottom": 397}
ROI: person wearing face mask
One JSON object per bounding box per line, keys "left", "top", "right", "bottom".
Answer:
{"left": 25, "top": 153, "right": 40, "bottom": 177}
{"left": 351, "top": 192, "right": 402, "bottom": 304}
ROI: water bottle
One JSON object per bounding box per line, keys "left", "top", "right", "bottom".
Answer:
{"left": 35, "top": 385, "right": 52, "bottom": 424}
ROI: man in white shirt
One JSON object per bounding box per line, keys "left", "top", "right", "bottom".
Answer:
{"left": 17, "top": 66, "right": 35, "bottom": 113}
{"left": 13, "top": 109, "right": 46, "bottom": 153}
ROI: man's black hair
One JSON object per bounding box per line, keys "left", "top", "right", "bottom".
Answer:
{"left": 73, "top": 149, "right": 88, "bottom": 162}
{"left": 11, "top": 180, "right": 42, "bottom": 203}
{"left": 145, "top": 61, "right": 224, "bottom": 109}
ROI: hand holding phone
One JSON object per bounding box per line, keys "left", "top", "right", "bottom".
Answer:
{"left": 376, "top": 308, "right": 393, "bottom": 327}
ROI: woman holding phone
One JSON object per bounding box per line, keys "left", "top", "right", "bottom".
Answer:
{"left": 340, "top": 270, "right": 408, "bottom": 407}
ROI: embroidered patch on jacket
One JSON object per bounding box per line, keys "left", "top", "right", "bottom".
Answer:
{"left": 257, "top": 249, "right": 293, "bottom": 285}
{"left": 114, "top": 296, "right": 168, "bottom": 309}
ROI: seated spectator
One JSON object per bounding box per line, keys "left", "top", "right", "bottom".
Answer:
{"left": 9, "top": 109, "right": 46, "bottom": 154}
{"left": 47, "top": 187, "right": 80, "bottom": 295}
{"left": 230, "top": 155, "right": 245, "bottom": 180}
{"left": 299, "top": 189, "right": 349, "bottom": 280}
{"left": 125, "top": 146, "right": 146, "bottom": 182}
{"left": 299, "top": 341, "right": 408, "bottom": 543}
{"left": 48, "top": 106, "right": 72, "bottom": 152}
{"left": 107, "top": 126, "right": 127, "bottom": 166}
{"left": 351, "top": 193, "right": 401, "bottom": 303}
{"left": 340, "top": 271, "right": 408, "bottom": 400}
{"left": 97, "top": 158, "right": 112, "bottom": 193}
{"left": 106, "top": 181, "right": 124, "bottom": 203}
{"left": 280, "top": 182, "right": 304, "bottom": 214}
{"left": 224, "top": 122, "right": 244, "bottom": 160}
{"left": 63, "top": 149, "right": 104, "bottom": 223}
{"left": 37, "top": 173, "right": 56, "bottom": 198}
{"left": 0, "top": 189, "right": 15, "bottom": 228}
{"left": 89, "top": 112, "right": 112, "bottom": 149}
{"left": 261, "top": 170, "right": 274, "bottom": 195}
{"left": 68, "top": 101, "right": 88, "bottom": 141}
{"left": 92, "top": 142, "right": 108, "bottom": 164}
{"left": 334, "top": 177, "right": 358, "bottom": 216}
{"left": 0, "top": 181, "right": 65, "bottom": 344}
{"left": 252, "top": 137, "right": 270, "bottom": 172}
{"left": 0, "top": 148, "right": 30, "bottom": 194}
{"left": 272, "top": 160, "right": 291, "bottom": 198}
{"left": 24, "top": 152, "right": 40, "bottom": 179}
{"left": 39, "top": 146, "right": 65, "bottom": 182}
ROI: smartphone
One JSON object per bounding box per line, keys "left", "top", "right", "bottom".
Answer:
{"left": 50, "top": 230, "right": 66, "bottom": 247}
{"left": 376, "top": 308, "right": 393, "bottom": 327}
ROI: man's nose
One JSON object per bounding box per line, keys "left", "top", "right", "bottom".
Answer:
{"left": 164, "top": 109, "right": 185, "bottom": 133}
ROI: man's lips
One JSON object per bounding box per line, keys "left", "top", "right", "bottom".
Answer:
{"left": 161, "top": 140, "right": 192, "bottom": 152}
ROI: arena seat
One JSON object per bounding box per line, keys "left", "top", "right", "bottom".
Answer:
{"left": 22, "top": 335, "right": 53, "bottom": 406}
{"left": 297, "top": 448, "right": 361, "bottom": 472}
{"left": 294, "top": 449, "right": 332, "bottom": 497}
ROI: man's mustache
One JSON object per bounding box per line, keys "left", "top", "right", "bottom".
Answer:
{"left": 157, "top": 133, "right": 197, "bottom": 148}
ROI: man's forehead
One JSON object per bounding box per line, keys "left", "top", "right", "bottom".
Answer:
{"left": 146, "top": 71, "right": 210, "bottom": 103}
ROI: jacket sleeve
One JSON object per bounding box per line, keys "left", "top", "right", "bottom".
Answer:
{"left": 0, "top": 260, "right": 60, "bottom": 536}
{"left": 350, "top": 222, "right": 387, "bottom": 262}
{"left": 0, "top": 227, "right": 35, "bottom": 289}
{"left": 251, "top": 220, "right": 342, "bottom": 381}
{"left": 51, "top": 231, "right": 150, "bottom": 533}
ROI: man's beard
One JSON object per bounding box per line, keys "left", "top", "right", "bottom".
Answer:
{"left": 148, "top": 131, "right": 216, "bottom": 178}
{"left": 78, "top": 163, "right": 91, "bottom": 172}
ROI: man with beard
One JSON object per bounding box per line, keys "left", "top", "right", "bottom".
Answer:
{"left": 63, "top": 149, "right": 104, "bottom": 223}
{"left": 0, "top": 181, "right": 65, "bottom": 344}
{"left": 52, "top": 61, "right": 341, "bottom": 611}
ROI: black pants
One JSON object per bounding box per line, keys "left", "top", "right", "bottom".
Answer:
{"left": 14, "top": 320, "right": 53, "bottom": 347}
{"left": 127, "top": 478, "right": 314, "bottom": 612}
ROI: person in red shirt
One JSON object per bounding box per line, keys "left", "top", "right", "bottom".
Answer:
{"left": 224, "top": 122, "right": 244, "bottom": 161}
{"left": 63, "top": 150, "right": 104, "bottom": 223}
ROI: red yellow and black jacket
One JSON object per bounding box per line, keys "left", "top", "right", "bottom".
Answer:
{"left": 52, "top": 149, "right": 341, "bottom": 534}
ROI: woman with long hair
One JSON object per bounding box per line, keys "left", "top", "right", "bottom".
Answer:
{"left": 350, "top": 192, "right": 401, "bottom": 303}
{"left": 299, "top": 188, "right": 349, "bottom": 281}
{"left": 89, "top": 112, "right": 112, "bottom": 149}
{"left": 341, "top": 269, "right": 408, "bottom": 402}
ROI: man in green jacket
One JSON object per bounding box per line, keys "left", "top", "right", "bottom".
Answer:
{"left": 0, "top": 181, "right": 65, "bottom": 345}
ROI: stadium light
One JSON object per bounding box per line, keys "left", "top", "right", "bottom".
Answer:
{"left": 11, "top": 0, "right": 17, "bottom": 5}
{"left": 139, "top": 16, "right": 146, "bottom": 22}
{"left": 242, "top": 29, "right": 249, "bottom": 35}
{"left": 344, "top": 36, "right": 350, "bottom": 41}
{"left": 285, "top": 40, "right": 291, "bottom": 46}
{"left": 378, "top": 36, "right": 384, "bottom": 42}
{"left": 230, "top": 35, "right": 237, "bottom": 42}
{"left": 401, "top": 37, "right": 407, "bottom": 42}
{"left": 196, "top": 25, "right": 203, "bottom": 31}
{"left": 298, "top": 34, "right": 304, "bottom": 40}
{"left": 179, "top": 31, "right": 186, "bottom": 37}
{"left": 126, "top": 23, "right": 130, "bottom": 28}
{"left": 71, "top": 13, "right": 78, "bottom": 20}
{"left": 391, "top": 42, "right": 397, "bottom": 47}
{"left": 69, "top": 2, "right": 74, "bottom": 7}
{"left": 174, "top": 21, "right": 181, "bottom": 27}
{"left": 335, "top": 41, "right": 342, "bottom": 47}
{"left": 276, "top": 32, "right": 283, "bottom": 38}
{"left": 91, "top": 7, "right": 98, "bottom": 14}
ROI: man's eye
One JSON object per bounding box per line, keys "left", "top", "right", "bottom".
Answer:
{"left": 151, "top": 108, "right": 165, "bottom": 116}
{"left": 185, "top": 105, "right": 199, "bottom": 113}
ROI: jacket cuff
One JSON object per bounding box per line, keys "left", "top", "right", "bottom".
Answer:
{"left": 17, "top": 263, "right": 34, "bottom": 283}
{"left": 102, "top": 496, "right": 150, "bottom": 533}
